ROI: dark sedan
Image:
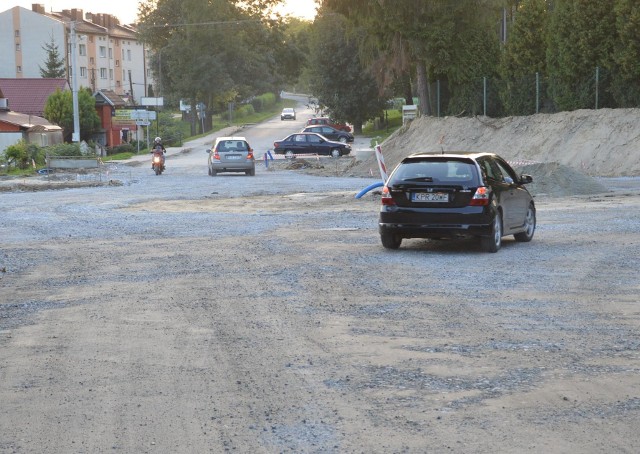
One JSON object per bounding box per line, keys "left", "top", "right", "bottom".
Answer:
{"left": 273, "top": 132, "right": 351, "bottom": 158}
{"left": 378, "top": 152, "right": 536, "bottom": 252}
{"left": 302, "top": 125, "right": 354, "bottom": 143}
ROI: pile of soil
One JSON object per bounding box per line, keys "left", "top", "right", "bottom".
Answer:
{"left": 347, "top": 108, "right": 640, "bottom": 196}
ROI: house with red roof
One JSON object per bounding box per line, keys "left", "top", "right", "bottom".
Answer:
{"left": 94, "top": 89, "right": 137, "bottom": 147}
{"left": 0, "top": 78, "right": 70, "bottom": 117}
{"left": 0, "top": 88, "right": 63, "bottom": 152}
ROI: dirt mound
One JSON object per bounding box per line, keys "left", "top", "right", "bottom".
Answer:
{"left": 513, "top": 162, "right": 608, "bottom": 197}
{"left": 348, "top": 108, "right": 640, "bottom": 196}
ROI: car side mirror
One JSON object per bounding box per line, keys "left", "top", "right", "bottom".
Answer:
{"left": 519, "top": 174, "right": 533, "bottom": 184}
{"left": 206, "top": 149, "right": 211, "bottom": 153}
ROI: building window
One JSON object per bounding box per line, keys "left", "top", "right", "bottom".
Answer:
{"left": 100, "top": 68, "right": 107, "bottom": 79}
{"left": 15, "top": 30, "right": 20, "bottom": 37}
{"left": 80, "top": 67, "right": 87, "bottom": 78}
{"left": 116, "top": 81, "right": 121, "bottom": 87}
{"left": 115, "top": 60, "right": 120, "bottom": 67}
{"left": 99, "top": 46, "right": 106, "bottom": 58}
{"left": 15, "top": 43, "right": 20, "bottom": 51}
{"left": 109, "top": 48, "right": 113, "bottom": 59}
{"left": 127, "top": 49, "right": 131, "bottom": 61}
{"left": 109, "top": 69, "right": 113, "bottom": 80}
{"left": 79, "top": 44, "right": 86, "bottom": 56}
{"left": 17, "top": 66, "right": 22, "bottom": 73}
{"left": 89, "top": 35, "right": 94, "bottom": 43}
{"left": 90, "top": 57, "right": 95, "bottom": 64}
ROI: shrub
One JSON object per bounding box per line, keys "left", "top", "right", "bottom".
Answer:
{"left": 108, "top": 143, "right": 135, "bottom": 155}
{"left": 250, "top": 92, "right": 276, "bottom": 112}
{"left": 236, "top": 104, "right": 255, "bottom": 118}
{"left": 46, "top": 143, "right": 83, "bottom": 157}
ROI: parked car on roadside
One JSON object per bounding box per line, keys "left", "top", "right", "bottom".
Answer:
{"left": 281, "top": 108, "right": 296, "bottom": 120}
{"left": 273, "top": 132, "right": 351, "bottom": 158}
{"left": 305, "top": 117, "right": 351, "bottom": 132}
{"left": 378, "top": 152, "right": 536, "bottom": 252}
{"left": 206, "top": 137, "right": 255, "bottom": 176}
{"left": 302, "top": 125, "right": 354, "bottom": 143}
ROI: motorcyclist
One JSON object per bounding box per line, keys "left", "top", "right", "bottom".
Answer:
{"left": 151, "top": 137, "right": 166, "bottom": 170}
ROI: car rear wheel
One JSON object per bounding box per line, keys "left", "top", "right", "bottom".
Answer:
{"left": 481, "top": 211, "right": 502, "bottom": 253}
{"left": 285, "top": 150, "right": 295, "bottom": 159}
{"left": 514, "top": 204, "right": 536, "bottom": 242}
{"left": 331, "top": 148, "right": 341, "bottom": 158}
{"left": 246, "top": 168, "right": 255, "bottom": 176}
{"left": 381, "top": 232, "right": 402, "bottom": 249}
{"left": 210, "top": 168, "right": 217, "bottom": 176}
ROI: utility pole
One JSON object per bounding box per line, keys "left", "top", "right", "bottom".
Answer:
{"left": 70, "top": 21, "right": 80, "bottom": 143}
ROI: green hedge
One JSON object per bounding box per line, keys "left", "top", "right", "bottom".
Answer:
{"left": 250, "top": 92, "right": 276, "bottom": 113}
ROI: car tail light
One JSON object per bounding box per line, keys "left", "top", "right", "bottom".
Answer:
{"left": 381, "top": 186, "right": 396, "bottom": 206}
{"left": 213, "top": 149, "right": 220, "bottom": 160}
{"left": 247, "top": 149, "right": 254, "bottom": 160}
{"left": 469, "top": 186, "right": 490, "bottom": 206}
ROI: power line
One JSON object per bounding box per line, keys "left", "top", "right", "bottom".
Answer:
{"left": 141, "top": 18, "right": 262, "bottom": 28}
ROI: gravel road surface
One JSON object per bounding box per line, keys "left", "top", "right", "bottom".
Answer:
{"left": 1, "top": 123, "right": 640, "bottom": 453}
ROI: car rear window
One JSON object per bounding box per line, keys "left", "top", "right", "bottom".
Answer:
{"left": 218, "top": 140, "right": 248, "bottom": 152}
{"left": 391, "top": 159, "right": 478, "bottom": 184}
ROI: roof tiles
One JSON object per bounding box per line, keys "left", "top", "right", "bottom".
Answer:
{"left": 0, "top": 78, "right": 70, "bottom": 116}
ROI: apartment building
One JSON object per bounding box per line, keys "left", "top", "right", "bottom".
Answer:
{"left": 0, "top": 5, "right": 147, "bottom": 104}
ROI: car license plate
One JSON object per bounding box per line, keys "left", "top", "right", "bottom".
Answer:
{"left": 226, "top": 155, "right": 241, "bottom": 160}
{"left": 412, "top": 192, "right": 448, "bottom": 202}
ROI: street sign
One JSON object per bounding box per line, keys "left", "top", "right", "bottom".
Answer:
{"left": 136, "top": 120, "right": 151, "bottom": 126}
{"left": 141, "top": 97, "right": 164, "bottom": 107}
{"left": 129, "top": 110, "right": 157, "bottom": 121}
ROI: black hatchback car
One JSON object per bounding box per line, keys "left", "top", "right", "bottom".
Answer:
{"left": 273, "top": 132, "right": 351, "bottom": 158}
{"left": 378, "top": 152, "right": 536, "bottom": 252}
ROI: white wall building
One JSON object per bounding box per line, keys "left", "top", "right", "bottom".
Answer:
{"left": 0, "top": 5, "right": 147, "bottom": 104}
{"left": 0, "top": 6, "right": 66, "bottom": 79}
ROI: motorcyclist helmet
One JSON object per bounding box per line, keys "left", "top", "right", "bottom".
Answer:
{"left": 154, "top": 137, "right": 162, "bottom": 143}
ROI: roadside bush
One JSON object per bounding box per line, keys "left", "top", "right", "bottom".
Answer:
{"left": 251, "top": 92, "right": 277, "bottom": 112}
{"left": 108, "top": 143, "right": 135, "bottom": 155}
{"left": 156, "top": 111, "right": 184, "bottom": 146}
{"left": 46, "top": 143, "right": 83, "bottom": 157}
{"left": 236, "top": 104, "right": 255, "bottom": 118}
{"left": 4, "top": 141, "right": 30, "bottom": 169}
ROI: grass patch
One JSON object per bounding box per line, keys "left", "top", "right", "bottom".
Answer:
{"left": 362, "top": 109, "right": 403, "bottom": 147}
{"left": 102, "top": 152, "right": 136, "bottom": 161}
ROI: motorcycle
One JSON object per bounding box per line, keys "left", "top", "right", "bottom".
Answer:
{"left": 151, "top": 146, "right": 165, "bottom": 175}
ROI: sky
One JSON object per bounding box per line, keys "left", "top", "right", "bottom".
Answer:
{"left": 4, "top": 0, "right": 318, "bottom": 24}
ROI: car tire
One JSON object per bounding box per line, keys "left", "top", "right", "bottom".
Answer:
{"left": 481, "top": 211, "right": 502, "bottom": 253}
{"left": 338, "top": 136, "right": 347, "bottom": 143}
{"left": 381, "top": 232, "right": 402, "bottom": 250}
{"left": 210, "top": 169, "right": 217, "bottom": 176}
{"left": 285, "top": 150, "right": 295, "bottom": 159}
{"left": 514, "top": 203, "right": 536, "bottom": 242}
{"left": 208, "top": 166, "right": 212, "bottom": 176}
{"left": 246, "top": 168, "right": 255, "bottom": 176}
{"left": 331, "top": 148, "right": 342, "bottom": 158}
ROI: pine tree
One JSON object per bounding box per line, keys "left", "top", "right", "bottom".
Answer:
{"left": 39, "top": 35, "right": 66, "bottom": 79}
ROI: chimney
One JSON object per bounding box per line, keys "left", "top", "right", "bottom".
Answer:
{"left": 0, "top": 98, "right": 9, "bottom": 111}
{"left": 71, "top": 9, "right": 84, "bottom": 21}
{"left": 32, "top": 4, "right": 45, "bottom": 14}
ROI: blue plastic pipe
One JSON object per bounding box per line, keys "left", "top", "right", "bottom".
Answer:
{"left": 355, "top": 181, "right": 384, "bottom": 199}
